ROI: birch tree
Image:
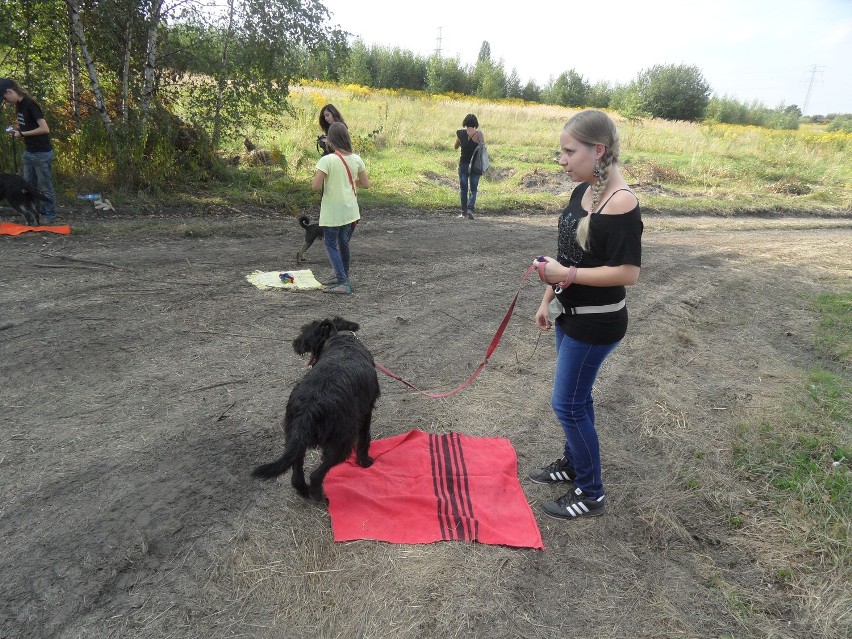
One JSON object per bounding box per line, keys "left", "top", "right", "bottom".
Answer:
{"left": 65, "top": 0, "right": 119, "bottom": 156}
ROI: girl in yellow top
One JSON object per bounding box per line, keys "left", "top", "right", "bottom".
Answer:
{"left": 311, "top": 122, "right": 370, "bottom": 295}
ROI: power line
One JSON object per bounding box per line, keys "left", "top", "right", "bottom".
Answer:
{"left": 802, "top": 64, "right": 825, "bottom": 115}
{"left": 435, "top": 27, "right": 442, "bottom": 57}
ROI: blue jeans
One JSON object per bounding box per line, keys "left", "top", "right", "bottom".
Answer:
{"left": 322, "top": 222, "right": 355, "bottom": 284}
{"left": 551, "top": 323, "right": 620, "bottom": 499}
{"left": 23, "top": 150, "right": 57, "bottom": 220}
{"left": 458, "top": 163, "right": 480, "bottom": 211}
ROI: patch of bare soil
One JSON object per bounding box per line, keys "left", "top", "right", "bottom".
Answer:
{"left": 1, "top": 208, "right": 850, "bottom": 638}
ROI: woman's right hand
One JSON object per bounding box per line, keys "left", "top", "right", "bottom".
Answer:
{"left": 535, "top": 301, "right": 552, "bottom": 331}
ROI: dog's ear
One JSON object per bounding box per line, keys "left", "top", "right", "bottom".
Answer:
{"left": 293, "top": 319, "right": 337, "bottom": 356}
{"left": 331, "top": 316, "right": 359, "bottom": 333}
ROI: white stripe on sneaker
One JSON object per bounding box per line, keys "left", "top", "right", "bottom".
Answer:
{"left": 550, "top": 471, "right": 571, "bottom": 481}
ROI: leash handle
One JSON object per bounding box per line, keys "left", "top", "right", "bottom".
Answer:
{"left": 374, "top": 263, "right": 538, "bottom": 398}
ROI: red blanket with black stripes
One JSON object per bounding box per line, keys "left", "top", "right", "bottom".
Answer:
{"left": 325, "top": 430, "right": 544, "bottom": 549}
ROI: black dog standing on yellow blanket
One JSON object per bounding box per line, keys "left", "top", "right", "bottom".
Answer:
{"left": 0, "top": 173, "right": 47, "bottom": 226}
{"left": 296, "top": 214, "right": 323, "bottom": 263}
{"left": 252, "top": 317, "right": 380, "bottom": 501}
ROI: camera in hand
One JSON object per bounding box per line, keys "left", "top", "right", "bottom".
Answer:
{"left": 316, "top": 134, "right": 331, "bottom": 156}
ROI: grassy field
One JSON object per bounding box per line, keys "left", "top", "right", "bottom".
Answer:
{"left": 201, "top": 83, "right": 852, "bottom": 217}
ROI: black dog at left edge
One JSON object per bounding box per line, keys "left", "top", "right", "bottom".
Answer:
{"left": 0, "top": 173, "right": 48, "bottom": 226}
{"left": 252, "top": 317, "right": 380, "bottom": 501}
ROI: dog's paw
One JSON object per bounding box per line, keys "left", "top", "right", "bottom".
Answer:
{"left": 357, "top": 455, "right": 374, "bottom": 468}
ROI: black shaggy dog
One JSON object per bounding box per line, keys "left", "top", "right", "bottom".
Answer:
{"left": 252, "top": 316, "right": 380, "bottom": 501}
{"left": 0, "top": 173, "right": 47, "bottom": 226}
{"left": 296, "top": 214, "right": 323, "bottom": 263}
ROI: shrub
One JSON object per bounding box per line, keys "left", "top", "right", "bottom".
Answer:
{"left": 635, "top": 64, "right": 711, "bottom": 122}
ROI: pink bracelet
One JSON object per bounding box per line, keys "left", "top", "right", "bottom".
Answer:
{"left": 534, "top": 258, "right": 548, "bottom": 283}
{"left": 555, "top": 266, "right": 577, "bottom": 292}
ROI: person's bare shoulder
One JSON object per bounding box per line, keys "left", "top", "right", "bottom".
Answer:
{"left": 600, "top": 189, "right": 638, "bottom": 215}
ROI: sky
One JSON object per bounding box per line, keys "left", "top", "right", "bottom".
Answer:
{"left": 319, "top": 0, "right": 852, "bottom": 116}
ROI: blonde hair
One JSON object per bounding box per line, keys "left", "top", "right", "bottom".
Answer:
{"left": 565, "top": 110, "right": 621, "bottom": 250}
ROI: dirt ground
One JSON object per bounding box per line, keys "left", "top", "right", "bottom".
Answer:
{"left": 1, "top": 205, "right": 850, "bottom": 639}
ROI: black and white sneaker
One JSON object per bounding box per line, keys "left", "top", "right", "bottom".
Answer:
{"left": 528, "top": 457, "right": 576, "bottom": 484}
{"left": 542, "top": 486, "right": 605, "bottom": 520}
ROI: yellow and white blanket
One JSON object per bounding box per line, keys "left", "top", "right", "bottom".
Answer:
{"left": 245, "top": 269, "right": 324, "bottom": 291}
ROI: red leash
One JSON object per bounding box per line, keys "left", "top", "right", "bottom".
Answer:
{"left": 374, "top": 264, "right": 538, "bottom": 398}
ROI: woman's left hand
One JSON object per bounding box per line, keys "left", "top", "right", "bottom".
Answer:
{"left": 533, "top": 256, "right": 553, "bottom": 283}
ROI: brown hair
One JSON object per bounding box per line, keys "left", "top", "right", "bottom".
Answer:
{"left": 0, "top": 78, "right": 28, "bottom": 99}
{"left": 318, "top": 104, "right": 346, "bottom": 134}
{"left": 326, "top": 122, "right": 352, "bottom": 153}
{"left": 564, "top": 110, "right": 621, "bottom": 250}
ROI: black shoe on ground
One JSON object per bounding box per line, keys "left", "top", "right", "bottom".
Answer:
{"left": 542, "top": 486, "right": 605, "bottom": 520}
{"left": 457, "top": 209, "right": 468, "bottom": 218}
{"left": 528, "top": 457, "right": 576, "bottom": 484}
{"left": 465, "top": 209, "right": 475, "bottom": 219}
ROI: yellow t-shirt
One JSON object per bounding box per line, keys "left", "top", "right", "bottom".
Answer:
{"left": 316, "top": 152, "right": 365, "bottom": 227}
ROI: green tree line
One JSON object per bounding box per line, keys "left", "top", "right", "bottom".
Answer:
{"left": 297, "top": 38, "right": 841, "bottom": 131}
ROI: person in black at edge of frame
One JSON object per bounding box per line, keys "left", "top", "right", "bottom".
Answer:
{"left": 0, "top": 78, "right": 57, "bottom": 223}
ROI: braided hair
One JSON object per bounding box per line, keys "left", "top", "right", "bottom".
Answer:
{"left": 566, "top": 110, "right": 620, "bottom": 251}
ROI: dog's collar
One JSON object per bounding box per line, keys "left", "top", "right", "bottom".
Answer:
{"left": 307, "top": 331, "right": 358, "bottom": 367}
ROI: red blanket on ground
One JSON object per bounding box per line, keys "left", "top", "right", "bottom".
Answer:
{"left": 325, "top": 430, "right": 544, "bottom": 549}
{"left": 0, "top": 221, "right": 71, "bottom": 235}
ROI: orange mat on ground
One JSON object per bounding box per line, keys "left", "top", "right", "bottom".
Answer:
{"left": 325, "top": 430, "right": 544, "bottom": 549}
{"left": 0, "top": 221, "right": 71, "bottom": 235}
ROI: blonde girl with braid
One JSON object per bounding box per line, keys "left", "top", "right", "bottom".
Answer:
{"left": 527, "top": 110, "right": 643, "bottom": 521}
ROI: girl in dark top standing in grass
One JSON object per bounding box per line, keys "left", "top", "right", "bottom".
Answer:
{"left": 529, "top": 109, "right": 643, "bottom": 521}
{"left": 317, "top": 104, "right": 346, "bottom": 156}
{"left": 453, "top": 113, "right": 484, "bottom": 219}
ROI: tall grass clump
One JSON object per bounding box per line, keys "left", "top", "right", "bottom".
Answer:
{"left": 57, "top": 110, "right": 231, "bottom": 197}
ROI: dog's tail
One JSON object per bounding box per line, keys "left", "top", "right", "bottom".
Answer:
{"left": 251, "top": 445, "right": 300, "bottom": 480}
{"left": 298, "top": 214, "right": 312, "bottom": 230}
